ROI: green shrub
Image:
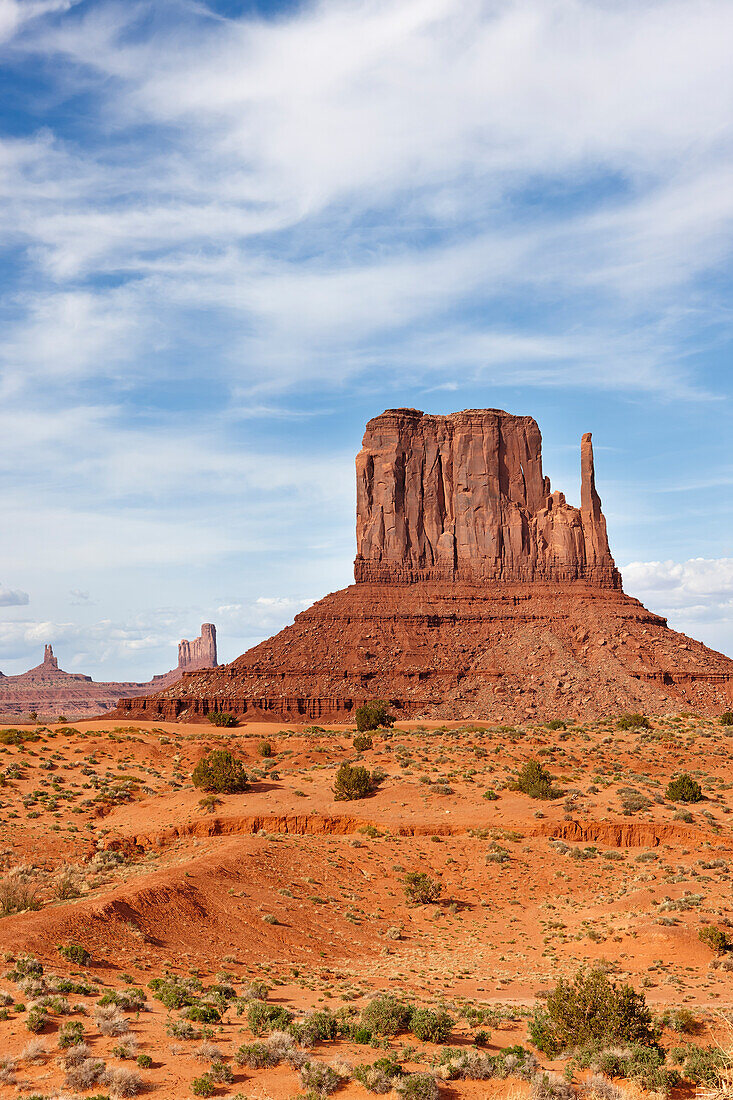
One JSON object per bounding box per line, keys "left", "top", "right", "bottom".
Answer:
{"left": 353, "top": 734, "right": 373, "bottom": 751}
{"left": 58, "top": 943, "right": 91, "bottom": 966}
{"left": 257, "top": 740, "right": 273, "bottom": 757}
{"left": 290, "top": 1009, "right": 339, "bottom": 1045}
{"left": 149, "top": 975, "right": 200, "bottom": 1010}
{"left": 300, "top": 1059, "right": 342, "bottom": 1095}
{"left": 26, "top": 1005, "right": 48, "bottom": 1032}
{"left": 666, "top": 774, "right": 703, "bottom": 803}
{"left": 545, "top": 720, "right": 567, "bottom": 731}
{"left": 361, "top": 994, "right": 413, "bottom": 1036}
{"left": 210, "top": 1060, "right": 234, "bottom": 1084}
{"left": 191, "top": 750, "right": 248, "bottom": 793}
{"left": 396, "top": 1072, "right": 439, "bottom": 1099}
{"left": 515, "top": 759, "right": 557, "bottom": 800}
{"left": 355, "top": 700, "right": 394, "bottom": 732}
{"left": 661, "top": 1008, "right": 698, "bottom": 1034}
{"left": 333, "top": 762, "right": 372, "bottom": 801}
{"left": 184, "top": 1003, "right": 221, "bottom": 1023}
{"left": 403, "top": 871, "right": 442, "bottom": 905}
{"left": 246, "top": 1000, "right": 293, "bottom": 1036}
{"left": 589, "top": 1044, "right": 678, "bottom": 1093}
{"left": 236, "top": 1040, "right": 279, "bottom": 1067}
{"left": 410, "top": 1007, "right": 454, "bottom": 1043}
{"left": 528, "top": 967, "right": 658, "bottom": 1057}
{"left": 207, "top": 711, "right": 238, "bottom": 727}
{"left": 720, "top": 712, "right": 733, "bottom": 726}
{"left": 617, "top": 713, "right": 651, "bottom": 730}
{"left": 482, "top": 789, "right": 499, "bottom": 801}
{"left": 58, "top": 1020, "right": 84, "bottom": 1047}
{"left": 136, "top": 1054, "right": 153, "bottom": 1068}
{"left": 698, "top": 924, "right": 731, "bottom": 954}
{"left": 191, "top": 1074, "right": 215, "bottom": 1097}
{"left": 672, "top": 1043, "right": 730, "bottom": 1084}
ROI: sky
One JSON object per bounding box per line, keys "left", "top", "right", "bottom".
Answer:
{"left": 0, "top": 0, "right": 732, "bottom": 679}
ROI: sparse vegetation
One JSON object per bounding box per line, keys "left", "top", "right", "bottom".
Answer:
{"left": 333, "top": 762, "right": 373, "bottom": 800}
{"left": 403, "top": 871, "right": 443, "bottom": 905}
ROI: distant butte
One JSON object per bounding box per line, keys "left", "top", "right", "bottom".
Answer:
{"left": 0, "top": 625, "right": 217, "bottom": 720}
{"left": 113, "top": 409, "right": 733, "bottom": 724}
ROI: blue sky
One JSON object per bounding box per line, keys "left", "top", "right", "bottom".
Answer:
{"left": 0, "top": 0, "right": 732, "bottom": 679}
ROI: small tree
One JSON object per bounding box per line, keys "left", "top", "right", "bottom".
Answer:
{"left": 207, "top": 711, "right": 238, "bottom": 727}
{"left": 528, "top": 967, "right": 658, "bottom": 1057}
{"left": 516, "top": 759, "right": 557, "bottom": 800}
{"left": 355, "top": 700, "right": 394, "bottom": 732}
{"left": 192, "top": 750, "right": 248, "bottom": 793}
{"left": 403, "top": 871, "right": 442, "bottom": 905}
{"left": 617, "top": 713, "right": 651, "bottom": 730}
{"left": 698, "top": 925, "right": 731, "bottom": 955}
{"left": 666, "top": 774, "right": 703, "bottom": 803}
{"left": 720, "top": 712, "right": 733, "bottom": 727}
{"left": 333, "top": 763, "right": 372, "bottom": 801}
{"left": 353, "top": 733, "right": 373, "bottom": 751}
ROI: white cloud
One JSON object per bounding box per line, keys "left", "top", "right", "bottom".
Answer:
{"left": 0, "top": 584, "right": 29, "bottom": 607}
{"left": 623, "top": 558, "right": 733, "bottom": 655}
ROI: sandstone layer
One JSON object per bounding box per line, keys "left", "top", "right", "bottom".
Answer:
{"left": 114, "top": 409, "right": 733, "bottom": 724}
{"left": 0, "top": 625, "right": 217, "bottom": 720}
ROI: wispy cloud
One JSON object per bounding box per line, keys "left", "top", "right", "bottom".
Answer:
{"left": 0, "top": 584, "right": 29, "bottom": 607}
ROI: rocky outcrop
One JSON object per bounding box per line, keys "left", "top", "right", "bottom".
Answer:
{"left": 113, "top": 406, "right": 733, "bottom": 725}
{"left": 0, "top": 624, "right": 219, "bottom": 721}
{"left": 178, "top": 624, "right": 217, "bottom": 671}
{"left": 354, "top": 408, "right": 619, "bottom": 585}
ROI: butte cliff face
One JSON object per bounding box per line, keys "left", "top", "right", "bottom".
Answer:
{"left": 355, "top": 409, "right": 618, "bottom": 586}
{"left": 178, "top": 624, "right": 217, "bottom": 671}
{"left": 114, "top": 408, "right": 733, "bottom": 725}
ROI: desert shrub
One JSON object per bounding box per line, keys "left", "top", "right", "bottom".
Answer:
{"left": 515, "top": 759, "right": 558, "bottom": 800}
{"left": 102, "top": 1065, "right": 144, "bottom": 1096}
{"left": 191, "top": 1073, "right": 215, "bottom": 1097}
{"left": 353, "top": 734, "right": 374, "bottom": 751}
{"left": 666, "top": 774, "right": 703, "bottom": 802}
{"left": 353, "top": 1057, "right": 403, "bottom": 1092}
{"left": 617, "top": 713, "right": 650, "bottom": 730}
{"left": 26, "top": 1006, "right": 48, "bottom": 1032}
{"left": 403, "top": 871, "right": 442, "bottom": 905}
{"left": 545, "top": 719, "right": 567, "bottom": 730}
{"left": 149, "top": 975, "right": 200, "bottom": 1009}
{"left": 246, "top": 1000, "right": 293, "bottom": 1036}
{"left": 299, "top": 1059, "right": 342, "bottom": 1096}
{"left": 94, "top": 1004, "right": 130, "bottom": 1036}
{"left": 183, "top": 1004, "right": 221, "bottom": 1024}
{"left": 410, "top": 1007, "right": 453, "bottom": 1043}
{"left": 210, "top": 1059, "right": 234, "bottom": 1083}
{"left": 0, "top": 875, "right": 42, "bottom": 916}
{"left": 58, "top": 943, "right": 91, "bottom": 966}
{"left": 720, "top": 712, "right": 733, "bottom": 726}
{"left": 671, "top": 1043, "right": 730, "bottom": 1084}
{"left": 531, "top": 1071, "right": 575, "bottom": 1100}
{"left": 291, "top": 1009, "right": 339, "bottom": 1046}
{"left": 192, "top": 750, "right": 248, "bottom": 793}
{"left": 237, "top": 1040, "right": 279, "bottom": 1068}
{"left": 258, "top": 740, "right": 273, "bottom": 757}
{"left": 99, "top": 987, "right": 146, "bottom": 1012}
{"left": 661, "top": 1008, "right": 698, "bottom": 1033}
{"left": 64, "top": 1054, "right": 106, "bottom": 1090}
{"left": 58, "top": 1020, "right": 85, "bottom": 1047}
{"left": 361, "top": 994, "right": 413, "bottom": 1037}
{"left": 482, "top": 789, "right": 499, "bottom": 801}
{"left": 136, "top": 1054, "right": 153, "bottom": 1068}
{"left": 207, "top": 712, "right": 238, "bottom": 727}
{"left": 395, "top": 1072, "right": 439, "bottom": 1100}
{"left": 355, "top": 700, "right": 394, "bottom": 732}
{"left": 529, "top": 967, "right": 657, "bottom": 1057}
{"left": 698, "top": 924, "right": 731, "bottom": 954}
{"left": 591, "top": 1045, "right": 675, "bottom": 1093}
{"left": 333, "top": 762, "right": 372, "bottom": 801}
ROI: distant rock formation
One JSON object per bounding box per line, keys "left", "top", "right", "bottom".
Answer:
{"left": 0, "top": 623, "right": 218, "bottom": 721}
{"left": 113, "top": 408, "right": 733, "bottom": 724}
{"left": 355, "top": 409, "right": 619, "bottom": 586}
{"left": 178, "top": 624, "right": 217, "bottom": 671}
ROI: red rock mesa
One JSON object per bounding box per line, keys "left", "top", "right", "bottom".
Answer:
{"left": 114, "top": 410, "right": 733, "bottom": 724}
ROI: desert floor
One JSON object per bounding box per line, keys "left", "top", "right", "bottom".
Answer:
{"left": 0, "top": 713, "right": 730, "bottom": 1097}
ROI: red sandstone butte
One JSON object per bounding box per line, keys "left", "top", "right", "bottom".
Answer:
{"left": 113, "top": 409, "right": 733, "bottom": 724}
{"left": 0, "top": 625, "right": 217, "bottom": 720}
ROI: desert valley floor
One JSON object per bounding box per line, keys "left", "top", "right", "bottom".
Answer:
{"left": 0, "top": 714, "right": 730, "bottom": 1097}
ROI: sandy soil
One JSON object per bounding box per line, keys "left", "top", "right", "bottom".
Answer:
{"left": 0, "top": 713, "right": 730, "bottom": 1097}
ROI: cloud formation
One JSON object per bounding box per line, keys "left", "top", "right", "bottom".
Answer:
{"left": 0, "top": 584, "right": 29, "bottom": 607}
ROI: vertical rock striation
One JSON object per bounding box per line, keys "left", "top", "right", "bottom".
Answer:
{"left": 178, "top": 624, "right": 218, "bottom": 671}
{"left": 354, "top": 408, "right": 619, "bottom": 586}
